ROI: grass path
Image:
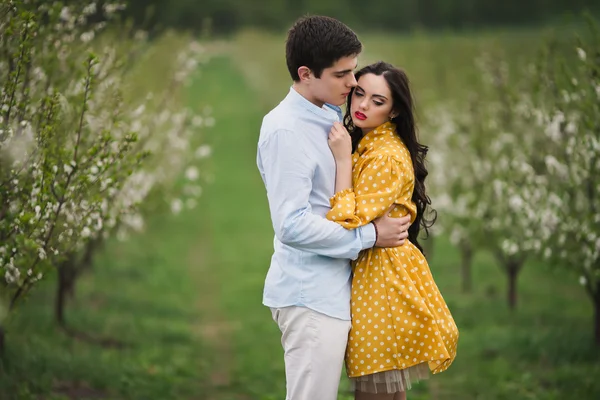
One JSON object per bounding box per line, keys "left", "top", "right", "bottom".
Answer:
{"left": 186, "top": 55, "right": 284, "bottom": 399}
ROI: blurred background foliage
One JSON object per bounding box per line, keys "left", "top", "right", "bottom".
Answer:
{"left": 118, "top": 0, "right": 598, "bottom": 34}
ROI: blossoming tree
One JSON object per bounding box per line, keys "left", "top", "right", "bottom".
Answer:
{"left": 0, "top": 0, "right": 211, "bottom": 348}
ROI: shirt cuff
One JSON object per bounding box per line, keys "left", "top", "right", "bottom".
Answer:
{"left": 358, "top": 223, "right": 376, "bottom": 249}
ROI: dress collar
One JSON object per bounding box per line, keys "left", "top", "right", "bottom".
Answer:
{"left": 357, "top": 121, "right": 397, "bottom": 154}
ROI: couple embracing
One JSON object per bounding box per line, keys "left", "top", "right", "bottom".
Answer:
{"left": 256, "top": 15, "right": 459, "bottom": 400}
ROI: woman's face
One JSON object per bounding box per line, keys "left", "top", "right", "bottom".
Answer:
{"left": 350, "top": 73, "right": 395, "bottom": 132}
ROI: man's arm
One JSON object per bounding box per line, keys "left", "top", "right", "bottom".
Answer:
{"left": 258, "top": 129, "right": 375, "bottom": 260}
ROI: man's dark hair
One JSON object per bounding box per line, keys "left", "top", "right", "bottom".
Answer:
{"left": 286, "top": 15, "right": 362, "bottom": 81}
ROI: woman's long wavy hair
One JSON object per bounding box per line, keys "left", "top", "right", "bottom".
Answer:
{"left": 343, "top": 61, "right": 436, "bottom": 253}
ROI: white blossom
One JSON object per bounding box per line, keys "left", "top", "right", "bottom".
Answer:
{"left": 81, "top": 227, "right": 91, "bottom": 238}
{"left": 171, "top": 199, "right": 183, "bottom": 215}
{"left": 82, "top": 3, "right": 97, "bottom": 16}
{"left": 185, "top": 166, "right": 199, "bottom": 181}
{"left": 195, "top": 145, "right": 212, "bottom": 159}
{"left": 60, "top": 7, "right": 71, "bottom": 22}
{"left": 80, "top": 31, "right": 95, "bottom": 43}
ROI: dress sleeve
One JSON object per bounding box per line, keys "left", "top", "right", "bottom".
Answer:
{"left": 326, "top": 155, "right": 408, "bottom": 229}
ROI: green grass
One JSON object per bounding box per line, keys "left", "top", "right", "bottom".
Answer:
{"left": 1, "top": 27, "right": 599, "bottom": 400}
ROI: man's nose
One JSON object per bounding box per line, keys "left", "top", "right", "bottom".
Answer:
{"left": 347, "top": 74, "right": 357, "bottom": 87}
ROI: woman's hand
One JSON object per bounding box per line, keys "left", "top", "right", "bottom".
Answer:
{"left": 328, "top": 122, "right": 352, "bottom": 163}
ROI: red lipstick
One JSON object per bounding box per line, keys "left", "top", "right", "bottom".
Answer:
{"left": 354, "top": 111, "right": 366, "bottom": 121}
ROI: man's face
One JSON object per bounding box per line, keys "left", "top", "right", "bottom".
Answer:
{"left": 307, "top": 55, "right": 358, "bottom": 107}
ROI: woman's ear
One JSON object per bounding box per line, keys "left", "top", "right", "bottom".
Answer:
{"left": 297, "top": 66, "right": 312, "bottom": 82}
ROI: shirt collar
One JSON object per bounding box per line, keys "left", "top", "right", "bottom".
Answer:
{"left": 285, "top": 87, "right": 341, "bottom": 122}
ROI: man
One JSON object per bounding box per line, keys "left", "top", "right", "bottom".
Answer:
{"left": 256, "top": 15, "right": 411, "bottom": 400}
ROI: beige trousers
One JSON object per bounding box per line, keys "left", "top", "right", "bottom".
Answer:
{"left": 271, "top": 306, "right": 352, "bottom": 400}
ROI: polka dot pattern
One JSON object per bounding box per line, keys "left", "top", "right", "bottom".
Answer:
{"left": 326, "top": 122, "right": 459, "bottom": 378}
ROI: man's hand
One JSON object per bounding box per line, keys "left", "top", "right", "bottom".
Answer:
{"left": 373, "top": 208, "right": 411, "bottom": 247}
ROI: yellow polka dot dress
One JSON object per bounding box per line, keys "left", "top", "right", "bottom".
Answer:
{"left": 326, "top": 122, "right": 458, "bottom": 393}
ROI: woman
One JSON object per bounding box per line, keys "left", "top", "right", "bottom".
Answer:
{"left": 326, "top": 61, "right": 459, "bottom": 400}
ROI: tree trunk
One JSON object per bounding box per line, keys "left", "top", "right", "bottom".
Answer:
{"left": 55, "top": 264, "right": 76, "bottom": 326}
{"left": 56, "top": 268, "right": 67, "bottom": 326}
{"left": 460, "top": 242, "right": 473, "bottom": 293}
{"left": 80, "top": 237, "right": 103, "bottom": 274}
{"left": 594, "top": 290, "right": 600, "bottom": 347}
{"left": 55, "top": 241, "right": 102, "bottom": 326}
{"left": 506, "top": 260, "right": 522, "bottom": 311}
{"left": 0, "top": 325, "right": 4, "bottom": 357}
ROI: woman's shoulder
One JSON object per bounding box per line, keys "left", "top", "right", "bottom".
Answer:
{"left": 363, "top": 138, "right": 410, "bottom": 166}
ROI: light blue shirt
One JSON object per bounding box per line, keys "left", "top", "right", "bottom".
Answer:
{"left": 257, "top": 87, "right": 376, "bottom": 320}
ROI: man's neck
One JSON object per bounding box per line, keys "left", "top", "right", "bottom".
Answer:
{"left": 292, "top": 82, "right": 324, "bottom": 108}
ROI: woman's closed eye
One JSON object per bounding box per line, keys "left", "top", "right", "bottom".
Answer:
{"left": 355, "top": 91, "right": 383, "bottom": 106}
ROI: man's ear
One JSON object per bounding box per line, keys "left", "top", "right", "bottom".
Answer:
{"left": 297, "top": 66, "right": 312, "bottom": 82}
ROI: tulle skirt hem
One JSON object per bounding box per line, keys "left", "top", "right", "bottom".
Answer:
{"left": 349, "top": 362, "right": 430, "bottom": 394}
